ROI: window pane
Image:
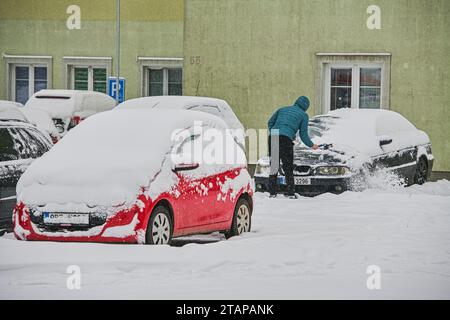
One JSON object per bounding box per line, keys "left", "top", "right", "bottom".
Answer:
{"left": 15, "top": 66, "right": 29, "bottom": 80}
{"left": 34, "top": 67, "right": 47, "bottom": 80}
{"left": 93, "top": 68, "right": 107, "bottom": 93}
{"left": 93, "top": 68, "right": 106, "bottom": 82}
{"left": 34, "top": 81, "right": 47, "bottom": 93}
{"left": 15, "top": 80, "right": 29, "bottom": 104}
{"left": 330, "top": 87, "right": 351, "bottom": 110}
{"left": 168, "top": 83, "right": 182, "bottom": 96}
{"left": 149, "top": 69, "right": 164, "bottom": 96}
{"left": 0, "top": 128, "right": 18, "bottom": 161}
{"left": 149, "top": 83, "right": 163, "bottom": 96}
{"left": 168, "top": 68, "right": 182, "bottom": 95}
{"left": 360, "top": 87, "right": 381, "bottom": 109}
{"left": 33, "top": 67, "right": 47, "bottom": 93}
{"left": 149, "top": 69, "right": 163, "bottom": 83}
{"left": 93, "top": 82, "right": 106, "bottom": 93}
{"left": 15, "top": 66, "right": 29, "bottom": 104}
{"left": 360, "top": 68, "right": 381, "bottom": 86}
{"left": 168, "top": 68, "right": 182, "bottom": 83}
{"left": 74, "top": 68, "right": 88, "bottom": 90}
{"left": 331, "top": 68, "right": 351, "bottom": 86}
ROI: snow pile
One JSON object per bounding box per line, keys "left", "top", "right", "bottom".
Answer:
{"left": 17, "top": 108, "right": 228, "bottom": 208}
{"left": 1, "top": 180, "right": 450, "bottom": 299}
{"left": 349, "top": 166, "right": 407, "bottom": 191}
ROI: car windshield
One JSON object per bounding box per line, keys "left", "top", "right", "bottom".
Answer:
{"left": 307, "top": 116, "right": 338, "bottom": 138}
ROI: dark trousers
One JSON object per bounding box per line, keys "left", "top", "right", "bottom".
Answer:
{"left": 268, "top": 135, "right": 295, "bottom": 196}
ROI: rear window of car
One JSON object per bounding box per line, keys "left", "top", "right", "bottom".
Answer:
{"left": 0, "top": 128, "right": 18, "bottom": 161}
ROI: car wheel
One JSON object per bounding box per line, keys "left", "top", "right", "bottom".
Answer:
{"left": 414, "top": 157, "right": 428, "bottom": 185}
{"left": 145, "top": 206, "right": 173, "bottom": 245}
{"left": 225, "top": 198, "right": 251, "bottom": 239}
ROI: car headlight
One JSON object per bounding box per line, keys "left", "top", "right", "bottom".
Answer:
{"left": 255, "top": 163, "right": 271, "bottom": 176}
{"left": 315, "top": 166, "right": 350, "bottom": 176}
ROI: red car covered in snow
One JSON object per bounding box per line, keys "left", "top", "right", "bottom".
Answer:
{"left": 13, "top": 102, "right": 253, "bottom": 245}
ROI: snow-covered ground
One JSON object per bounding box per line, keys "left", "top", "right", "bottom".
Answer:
{"left": 1, "top": 180, "right": 450, "bottom": 299}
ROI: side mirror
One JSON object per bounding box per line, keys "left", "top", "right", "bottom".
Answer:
{"left": 379, "top": 135, "right": 393, "bottom": 146}
{"left": 173, "top": 162, "right": 199, "bottom": 172}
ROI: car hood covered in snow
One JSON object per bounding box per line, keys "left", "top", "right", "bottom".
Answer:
{"left": 17, "top": 108, "right": 227, "bottom": 208}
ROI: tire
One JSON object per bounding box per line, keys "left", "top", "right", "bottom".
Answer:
{"left": 145, "top": 206, "right": 173, "bottom": 245}
{"left": 225, "top": 198, "right": 252, "bottom": 239}
{"left": 414, "top": 157, "right": 428, "bottom": 185}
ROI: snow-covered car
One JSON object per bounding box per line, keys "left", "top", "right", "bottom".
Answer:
{"left": 0, "top": 106, "right": 53, "bottom": 233}
{"left": 116, "top": 96, "right": 245, "bottom": 149}
{"left": 25, "top": 90, "right": 116, "bottom": 136}
{"left": 255, "top": 109, "right": 433, "bottom": 196}
{"left": 19, "top": 108, "right": 60, "bottom": 143}
{"left": 14, "top": 105, "right": 253, "bottom": 244}
{"left": 1, "top": 100, "right": 59, "bottom": 143}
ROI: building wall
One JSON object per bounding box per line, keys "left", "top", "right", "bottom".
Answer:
{"left": 184, "top": 0, "right": 450, "bottom": 172}
{"left": 0, "top": 0, "right": 184, "bottom": 100}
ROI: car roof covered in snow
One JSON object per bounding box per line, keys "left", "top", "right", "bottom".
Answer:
{"left": 116, "top": 96, "right": 229, "bottom": 110}
{"left": 310, "top": 108, "right": 428, "bottom": 157}
{"left": 17, "top": 108, "right": 230, "bottom": 207}
{"left": 115, "top": 96, "right": 244, "bottom": 130}
{"left": 0, "top": 101, "right": 28, "bottom": 122}
{"left": 25, "top": 89, "right": 116, "bottom": 118}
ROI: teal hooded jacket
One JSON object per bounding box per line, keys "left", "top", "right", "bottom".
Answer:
{"left": 267, "top": 96, "right": 314, "bottom": 148}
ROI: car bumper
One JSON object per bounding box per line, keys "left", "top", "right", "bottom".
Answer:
{"left": 13, "top": 201, "right": 149, "bottom": 244}
{"left": 254, "top": 175, "right": 352, "bottom": 196}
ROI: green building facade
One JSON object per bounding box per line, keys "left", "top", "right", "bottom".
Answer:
{"left": 0, "top": 0, "right": 184, "bottom": 104}
{"left": 1, "top": 0, "right": 449, "bottom": 173}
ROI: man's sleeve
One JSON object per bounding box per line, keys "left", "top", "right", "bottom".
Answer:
{"left": 299, "top": 114, "right": 314, "bottom": 148}
{"left": 268, "top": 110, "right": 279, "bottom": 130}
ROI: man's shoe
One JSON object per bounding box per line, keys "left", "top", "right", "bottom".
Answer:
{"left": 269, "top": 194, "right": 277, "bottom": 198}
{"left": 285, "top": 193, "right": 299, "bottom": 199}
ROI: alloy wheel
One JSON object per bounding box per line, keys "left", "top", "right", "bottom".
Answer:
{"left": 236, "top": 204, "right": 250, "bottom": 235}
{"left": 151, "top": 213, "right": 171, "bottom": 245}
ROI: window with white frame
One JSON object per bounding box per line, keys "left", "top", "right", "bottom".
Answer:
{"left": 3, "top": 55, "right": 52, "bottom": 105}
{"left": 137, "top": 57, "right": 183, "bottom": 97}
{"left": 148, "top": 67, "right": 182, "bottom": 96}
{"left": 63, "top": 57, "right": 111, "bottom": 93}
{"left": 316, "top": 54, "right": 391, "bottom": 113}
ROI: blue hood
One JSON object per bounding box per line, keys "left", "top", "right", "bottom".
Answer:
{"left": 294, "top": 96, "right": 310, "bottom": 111}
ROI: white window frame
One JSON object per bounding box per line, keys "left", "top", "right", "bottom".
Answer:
{"left": 315, "top": 53, "right": 391, "bottom": 114}
{"left": 3, "top": 54, "right": 53, "bottom": 102}
{"left": 62, "top": 56, "right": 112, "bottom": 91}
{"left": 137, "top": 57, "right": 183, "bottom": 97}
{"left": 324, "top": 62, "right": 383, "bottom": 111}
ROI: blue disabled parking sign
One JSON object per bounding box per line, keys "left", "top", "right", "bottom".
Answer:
{"left": 108, "top": 77, "right": 125, "bottom": 103}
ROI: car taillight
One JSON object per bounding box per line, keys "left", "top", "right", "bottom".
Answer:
{"left": 70, "top": 116, "right": 81, "bottom": 127}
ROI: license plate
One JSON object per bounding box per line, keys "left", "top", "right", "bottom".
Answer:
{"left": 43, "top": 212, "right": 89, "bottom": 225}
{"left": 294, "top": 177, "right": 311, "bottom": 185}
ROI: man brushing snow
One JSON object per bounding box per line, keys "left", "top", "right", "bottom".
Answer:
{"left": 267, "top": 96, "right": 318, "bottom": 198}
